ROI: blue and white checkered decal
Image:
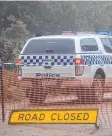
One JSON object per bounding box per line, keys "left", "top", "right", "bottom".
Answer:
{"left": 20, "top": 54, "right": 112, "bottom": 66}
{"left": 20, "top": 55, "right": 75, "bottom": 66}
{"left": 81, "top": 55, "right": 112, "bottom": 65}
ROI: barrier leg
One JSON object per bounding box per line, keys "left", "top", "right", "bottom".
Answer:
{"left": 89, "top": 123, "right": 100, "bottom": 134}
{"left": 0, "top": 64, "right": 5, "bottom": 122}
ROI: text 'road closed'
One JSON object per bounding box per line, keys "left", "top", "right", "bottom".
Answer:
{"left": 9, "top": 109, "right": 98, "bottom": 124}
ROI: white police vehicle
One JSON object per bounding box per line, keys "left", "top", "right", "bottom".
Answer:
{"left": 17, "top": 32, "right": 112, "bottom": 104}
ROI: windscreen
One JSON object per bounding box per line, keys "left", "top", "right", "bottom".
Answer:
{"left": 22, "top": 38, "right": 75, "bottom": 54}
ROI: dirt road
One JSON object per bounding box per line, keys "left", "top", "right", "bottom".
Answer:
{"left": 0, "top": 122, "right": 112, "bottom": 136}
{"left": 1, "top": 92, "right": 112, "bottom": 136}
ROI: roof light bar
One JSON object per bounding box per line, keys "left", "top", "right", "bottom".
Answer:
{"left": 62, "top": 31, "right": 74, "bottom": 35}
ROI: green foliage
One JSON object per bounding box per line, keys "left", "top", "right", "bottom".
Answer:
{"left": 0, "top": 15, "right": 29, "bottom": 62}
{"left": 0, "top": 1, "right": 112, "bottom": 62}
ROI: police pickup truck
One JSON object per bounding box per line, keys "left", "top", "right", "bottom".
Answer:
{"left": 17, "top": 33, "right": 112, "bottom": 104}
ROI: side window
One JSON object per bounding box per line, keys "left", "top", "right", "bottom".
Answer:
{"left": 80, "top": 38, "right": 98, "bottom": 51}
{"left": 100, "top": 38, "right": 112, "bottom": 53}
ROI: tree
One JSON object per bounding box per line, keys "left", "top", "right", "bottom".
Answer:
{"left": 1, "top": 1, "right": 112, "bottom": 62}
{"left": 0, "top": 15, "right": 29, "bottom": 62}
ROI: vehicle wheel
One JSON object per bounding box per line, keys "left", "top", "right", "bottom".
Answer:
{"left": 28, "top": 80, "right": 47, "bottom": 105}
{"left": 25, "top": 89, "right": 31, "bottom": 98}
{"left": 76, "top": 87, "right": 90, "bottom": 104}
{"left": 76, "top": 73, "right": 105, "bottom": 104}
{"left": 91, "top": 73, "right": 105, "bottom": 103}
{"left": 29, "top": 88, "right": 47, "bottom": 105}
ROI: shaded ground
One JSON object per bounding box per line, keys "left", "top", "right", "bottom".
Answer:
{"left": 1, "top": 101, "right": 112, "bottom": 136}
{"left": 0, "top": 122, "right": 112, "bottom": 136}
{"left": 1, "top": 92, "right": 112, "bottom": 136}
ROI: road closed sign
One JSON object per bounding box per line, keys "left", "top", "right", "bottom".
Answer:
{"left": 9, "top": 109, "right": 98, "bottom": 124}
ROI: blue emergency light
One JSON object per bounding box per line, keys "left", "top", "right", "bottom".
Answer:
{"left": 96, "top": 30, "right": 112, "bottom": 36}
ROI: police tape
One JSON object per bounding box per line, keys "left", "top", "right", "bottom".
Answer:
{"left": 8, "top": 109, "right": 98, "bottom": 124}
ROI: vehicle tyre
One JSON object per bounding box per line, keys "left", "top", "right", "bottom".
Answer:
{"left": 76, "top": 87, "right": 90, "bottom": 104}
{"left": 25, "top": 89, "right": 31, "bottom": 98}
{"left": 29, "top": 88, "right": 47, "bottom": 105}
{"left": 76, "top": 73, "right": 105, "bottom": 104}
{"left": 91, "top": 73, "right": 105, "bottom": 103}
{"left": 28, "top": 80, "right": 47, "bottom": 105}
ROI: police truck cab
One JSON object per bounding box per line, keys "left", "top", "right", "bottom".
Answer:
{"left": 17, "top": 32, "right": 112, "bottom": 104}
